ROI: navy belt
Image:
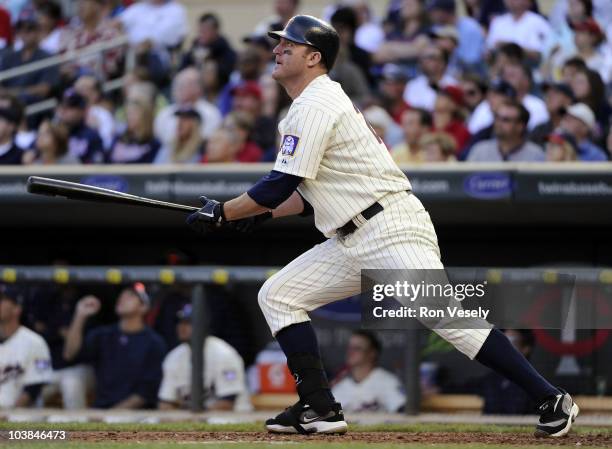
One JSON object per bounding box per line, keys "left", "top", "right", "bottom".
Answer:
{"left": 336, "top": 202, "right": 384, "bottom": 238}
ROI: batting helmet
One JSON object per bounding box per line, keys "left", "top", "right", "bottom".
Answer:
{"left": 268, "top": 15, "right": 340, "bottom": 71}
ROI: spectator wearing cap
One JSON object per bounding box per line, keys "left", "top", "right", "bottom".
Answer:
{"left": 231, "top": 81, "right": 276, "bottom": 158}
{"left": 158, "top": 303, "right": 249, "bottom": 411}
{"left": 57, "top": 89, "right": 105, "bottom": 163}
{"left": 36, "top": 0, "right": 63, "bottom": 54}
{"left": 119, "top": 0, "right": 187, "bottom": 50}
{"left": 391, "top": 107, "right": 432, "bottom": 164}
{"left": 24, "top": 119, "right": 78, "bottom": 165}
{"left": 330, "top": 7, "right": 373, "bottom": 87}
{"left": 486, "top": 0, "right": 554, "bottom": 64}
{"left": 467, "top": 100, "right": 545, "bottom": 162}
{"left": 403, "top": 44, "right": 458, "bottom": 111}
{"left": 331, "top": 330, "right": 405, "bottom": 413}
{"left": 0, "top": 12, "right": 58, "bottom": 105}
{"left": 63, "top": 284, "right": 166, "bottom": 409}
{"left": 377, "top": 64, "right": 410, "bottom": 125}
{"left": 203, "top": 111, "right": 263, "bottom": 163}
{"left": 74, "top": 74, "right": 115, "bottom": 149}
{"left": 427, "top": 0, "right": 485, "bottom": 74}
{"left": 432, "top": 86, "right": 470, "bottom": 153}
{"left": 529, "top": 83, "right": 575, "bottom": 146}
{"left": 154, "top": 67, "right": 222, "bottom": 150}
{"left": 0, "top": 106, "right": 24, "bottom": 165}
{"left": 106, "top": 93, "right": 161, "bottom": 164}
{"left": 0, "top": 284, "right": 52, "bottom": 408}
{"left": 155, "top": 106, "right": 204, "bottom": 164}
{"left": 180, "top": 13, "right": 237, "bottom": 85}
{"left": 545, "top": 132, "right": 578, "bottom": 161}
{"left": 58, "top": 0, "right": 125, "bottom": 80}
{"left": 560, "top": 102, "right": 608, "bottom": 161}
{"left": 420, "top": 131, "right": 457, "bottom": 162}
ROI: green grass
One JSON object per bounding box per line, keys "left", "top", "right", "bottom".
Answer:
{"left": 1, "top": 444, "right": 609, "bottom": 449}
{"left": 1, "top": 421, "right": 611, "bottom": 435}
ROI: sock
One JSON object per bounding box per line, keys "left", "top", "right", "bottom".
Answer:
{"left": 475, "top": 328, "right": 559, "bottom": 405}
{"left": 276, "top": 322, "right": 335, "bottom": 414}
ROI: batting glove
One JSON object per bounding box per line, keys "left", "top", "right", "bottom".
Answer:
{"left": 229, "top": 211, "right": 273, "bottom": 233}
{"left": 186, "top": 196, "right": 226, "bottom": 234}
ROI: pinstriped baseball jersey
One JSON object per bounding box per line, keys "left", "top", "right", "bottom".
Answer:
{"left": 273, "top": 74, "right": 411, "bottom": 237}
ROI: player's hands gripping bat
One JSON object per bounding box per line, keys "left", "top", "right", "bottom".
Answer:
{"left": 186, "top": 196, "right": 226, "bottom": 234}
{"left": 228, "top": 212, "right": 273, "bottom": 233}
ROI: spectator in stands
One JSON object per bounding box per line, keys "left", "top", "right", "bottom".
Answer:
{"left": 432, "top": 86, "right": 470, "bottom": 153}
{"left": 500, "top": 61, "right": 549, "bottom": 130}
{"left": 0, "top": 6, "right": 11, "bottom": 49}
{"left": 242, "top": 33, "right": 275, "bottom": 76}
{"left": 479, "top": 329, "right": 533, "bottom": 414}
{"left": 254, "top": 0, "right": 300, "bottom": 35}
{"left": 59, "top": 0, "right": 124, "bottom": 80}
{"left": 403, "top": 45, "right": 457, "bottom": 111}
{"left": 426, "top": 0, "right": 485, "bottom": 74}
{"left": 74, "top": 74, "right": 115, "bottom": 149}
{"left": 486, "top": 0, "right": 553, "bottom": 64}
{"left": 568, "top": 66, "right": 610, "bottom": 134}
{"left": 467, "top": 79, "right": 517, "bottom": 137}
{"left": 181, "top": 13, "right": 237, "bottom": 86}
{"left": 427, "top": 25, "right": 461, "bottom": 79}
{"left": 467, "top": 100, "right": 545, "bottom": 161}
{"left": 549, "top": 0, "right": 593, "bottom": 60}
{"left": 203, "top": 112, "right": 263, "bottom": 163}
{"left": 119, "top": 0, "right": 187, "bottom": 50}
{"left": 0, "top": 12, "right": 58, "bottom": 105}
{"left": 63, "top": 283, "right": 166, "bottom": 409}
{"left": 331, "top": 330, "right": 405, "bottom": 413}
{"left": 106, "top": 94, "right": 161, "bottom": 164}
{"left": 363, "top": 105, "right": 402, "bottom": 149}
{"left": 116, "top": 74, "right": 167, "bottom": 125}
{"left": 156, "top": 106, "right": 204, "bottom": 164}
{"left": 0, "top": 284, "right": 52, "bottom": 408}
{"left": 529, "top": 83, "right": 575, "bottom": 146}
{"left": 420, "top": 131, "right": 457, "bottom": 162}
{"left": 460, "top": 73, "right": 487, "bottom": 115}
{"left": 328, "top": 40, "right": 370, "bottom": 104}
{"left": 57, "top": 89, "right": 104, "bottom": 163}
{"left": 0, "top": 107, "right": 23, "bottom": 165}
{"left": 218, "top": 48, "right": 267, "bottom": 116}
{"left": 374, "top": 0, "right": 430, "bottom": 71}
{"left": 158, "top": 303, "right": 248, "bottom": 411}
{"left": 560, "top": 56, "right": 588, "bottom": 85}
{"left": 231, "top": 81, "right": 276, "bottom": 158}
{"left": 154, "top": 67, "right": 222, "bottom": 150}
{"left": 545, "top": 132, "right": 578, "bottom": 161}
{"left": 488, "top": 42, "right": 525, "bottom": 80}
{"left": 559, "top": 102, "right": 608, "bottom": 160}
{"left": 24, "top": 119, "right": 78, "bottom": 164}
{"left": 348, "top": 1, "right": 385, "bottom": 54}
{"left": 36, "top": 0, "right": 63, "bottom": 54}
{"left": 377, "top": 64, "right": 410, "bottom": 125}
{"left": 391, "top": 107, "right": 432, "bottom": 164}
{"left": 330, "top": 7, "right": 373, "bottom": 86}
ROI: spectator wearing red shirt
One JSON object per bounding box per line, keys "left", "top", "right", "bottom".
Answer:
{"left": 0, "top": 6, "right": 12, "bottom": 49}
{"left": 432, "top": 86, "right": 470, "bottom": 154}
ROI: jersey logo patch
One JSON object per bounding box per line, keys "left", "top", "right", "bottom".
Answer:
{"left": 280, "top": 135, "right": 299, "bottom": 157}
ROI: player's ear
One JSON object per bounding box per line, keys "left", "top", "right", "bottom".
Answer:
{"left": 307, "top": 50, "right": 322, "bottom": 68}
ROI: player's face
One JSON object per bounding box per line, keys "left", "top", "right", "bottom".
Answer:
{"left": 346, "top": 335, "right": 375, "bottom": 367}
{"left": 115, "top": 289, "right": 146, "bottom": 317}
{"left": 176, "top": 320, "right": 192, "bottom": 342}
{"left": 0, "top": 298, "right": 19, "bottom": 323}
{"left": 272, "top": 38, "right": 315, "bottom": 82}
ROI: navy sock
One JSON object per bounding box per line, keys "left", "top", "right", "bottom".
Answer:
{"left": 276, "top": 322, "right": 335, "bottom": 411}
{"left": 276, "top": 321, "right": 321, "bottom": 357}
{"left": 476, "top": 328, "right": 559, "bottom": 404}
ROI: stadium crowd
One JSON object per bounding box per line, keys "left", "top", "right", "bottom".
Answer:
{"left": 0, "top": 0, "right": 610, "bottom": 165}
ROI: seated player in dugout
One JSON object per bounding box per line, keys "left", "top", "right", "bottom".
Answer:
{"left": 0, "top": 284, "right": 52, "bottom": 408}
{"left": 158, "top": 304, "right": 249, "bottom": 411}
{"left": 63, "top": 283, "right": 166, "bottom": 409}
{"left": 186, "top": 15, "right": 579, "bottom": 437}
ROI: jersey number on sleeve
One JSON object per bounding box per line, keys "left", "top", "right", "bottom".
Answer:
{"left": 353, "top": 104, "right": 383, "bottom": 145}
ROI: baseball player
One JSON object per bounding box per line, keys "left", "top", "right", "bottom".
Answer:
{"left": 186, "top": 15, "right": 579, "bottom": 437}
{"left": 0, "top": 285, "right": 52, "bottom": 408}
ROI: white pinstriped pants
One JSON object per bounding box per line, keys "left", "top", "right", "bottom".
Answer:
{"left": 258, "top": 191, "right": 493, "bottom": 359}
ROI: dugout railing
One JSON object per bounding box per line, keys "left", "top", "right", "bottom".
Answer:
{"left": 2, "top": 265, "right": 611, "bottom": 414}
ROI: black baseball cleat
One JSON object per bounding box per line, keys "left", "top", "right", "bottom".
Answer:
{"left": 534, "top": 389, "right": 580, "bottom": 438}
{"left": 265, "top": 401, "right": 348, "bottom": 434}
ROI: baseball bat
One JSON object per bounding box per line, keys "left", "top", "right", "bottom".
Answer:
{"left": 26, "top": 176, "right": 199, "bottom": 213}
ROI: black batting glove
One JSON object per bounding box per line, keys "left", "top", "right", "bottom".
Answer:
{"left": 186, "top": 196, "right": 226, "bottom": 234}
{"left": 229, "top": 211, "right": 273, "bottom": 233}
